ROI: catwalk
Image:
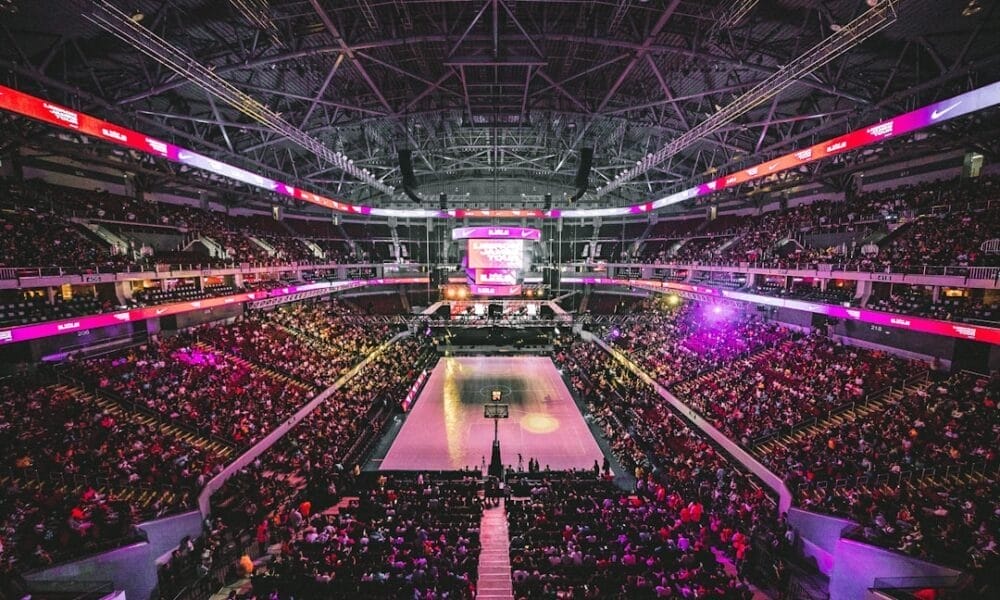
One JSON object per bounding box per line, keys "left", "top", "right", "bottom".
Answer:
{"left": 380, "top": 356, "right": 604, "bottom": 472}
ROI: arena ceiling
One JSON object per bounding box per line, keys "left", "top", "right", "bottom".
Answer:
{"left": 1, "top": 0, "right": 999, "bottom": 211}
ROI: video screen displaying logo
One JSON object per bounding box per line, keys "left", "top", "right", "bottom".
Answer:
{"left": 467, "top": 239, "right": 524, "bottom": 270}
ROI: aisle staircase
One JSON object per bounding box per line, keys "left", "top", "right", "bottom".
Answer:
{"left": 477, "top": 500, "right": 514, "bottom": 600}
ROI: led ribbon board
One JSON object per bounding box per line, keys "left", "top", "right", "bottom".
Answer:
{"left": 451, "top": 226, "right": 541, "bottom": 241}
{"left": 1, "top": 82, "right": 998, "bottom": 219}
{"left": 0, "top": 276, "right": 428, "bottom": 346}
{"left": 561, "top": 276, "right": 1000, "bottom": 344}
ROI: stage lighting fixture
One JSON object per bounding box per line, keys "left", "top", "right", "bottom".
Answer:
{"left": 457, "top": 287, "right": 468, "bottom": 299}
{"left": 712, "top": 305, "right": 723, "bottom": 315}
{"left": 667, "top": 294, "right": 680, "bottom": 306}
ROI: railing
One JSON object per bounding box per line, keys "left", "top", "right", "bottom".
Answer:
{"left": 163, "top": 534, "right": 265, "bottom": 600}
{"left": 21, "top": 528, "right": 149, "bottom": 575}
{"left": 0, "top": 260, "right": 431, "bottom": 280}
{"left": 61, "top": 373, "right": 238, "bottom": 454}
{"left": 796, "top": 460, "right": 999, "bottom": 499}
{"left": 748, "top": 370, "right": 928, "bottom": 449}
{"left": 597, "top": 260, "right": 1000, "bottom": 280}
{"left": 19, "top": 579, "right": 115, "bottom": 600}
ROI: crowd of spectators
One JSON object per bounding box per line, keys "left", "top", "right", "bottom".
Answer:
{"left": 0, "top": 377, "right": 226, "bottom": 572}
{"left": 874, "top": 208, "right": 1000, "bottom": 268}
{"left": 757, "top": 371, "right": 998, "bottom": 576}
{"left": 0, "top": 206, "right": 131, "bottom": 271}
{"left": 196, "top": 301, "right": 398, "bottom": 388}
{"left": 68, "top": 336, "right": 317, "bottom": 448}
{"left": 550, "top": 338, "right": 792, "bottom": 598}
{"left": 633, "top": 175, "right": 1000, "bottom": 268}
{"left": 673, "top": 333, "right": 922, "bottom": 444}
{"left": 868, "top": 287, "right": 999, "bottom": 324}
{"left": 598, "top": 300, "right": 789, "bottom": 388}
{"left": 252, "top": 473, "right": 480, "bottom": 598}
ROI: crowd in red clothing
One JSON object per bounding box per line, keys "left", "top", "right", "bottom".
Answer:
{"left": 0, "top": 378, "right": 226, "bottom": 571}
{"left": 550, "top": 338, "right": 791, "bottom": 598}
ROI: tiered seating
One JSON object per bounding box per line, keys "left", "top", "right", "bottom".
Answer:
{"left": 601, "top": 301, "right": 788, "bottom": 389}
{"left": 550, "top": 339, "right": 790, "bottom": 597}
{"left": 876, "top": 208, "right": 1000, "bottom": 268}
{"left": 673, "top": 334, "right": 921, "bottom": 444}
{"left": 131, "top": 283, "right": 241, "bottom": 306}
{"left": 68, "top": 337, "right": 316, "bottom": 447}
{"left": 670, "top": 236, "right": 734, "bottom": 263}
{"left": 0, "top": 294, "right": 110, "bottom": 326}
{"left": 754, "top": 372, "right": 998, "bottom": 578}
{"left": 207, "top": 335, "right": 436, "bottom": 555}
{"left": 195, "top": 303, "right": 395, "bottom": 387}
{"left": 0, "top": 378, "right": 229, "bottom": 570}
{"left": 868, "top": 286, "right": 999, "bottom": 323}
{"left": 507, "top": 475, "right": 762, "bottom": 600}
{"left": 0, "top": 207, "right": 129, "bottom": 271}
{"left": 252, "top": 474, "right": 481, "bottom": 598}
{"left": 749, "top": 282, "right": 859, "bottom": 306}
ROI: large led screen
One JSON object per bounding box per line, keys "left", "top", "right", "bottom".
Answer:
{"left": 467, "top": 239, "right": 524, "bottom": 270}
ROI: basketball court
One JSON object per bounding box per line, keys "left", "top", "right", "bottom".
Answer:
{"left": 380, "top": 356, "right": 605, "bottom": 472}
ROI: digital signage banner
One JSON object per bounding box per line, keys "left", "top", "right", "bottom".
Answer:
{"left": 471, "top": 269, "right": 521, "bottom": 286}
{"left": 2, "top": 81, "right": 999, "bottom": 220}
{"left": 451, "top": 226, "right": 541, "bottom": 241}
{"left": 560, "top": 276, "right": 1000, "bottom": 344}
{"left": 469, "top": 283, "right": 523, "bottom": 296}
{"left": 467, "top": 239, "right": 525, "bottom": 270}
{"left": 0, "top": 276, "right": 429, "bottom": 346}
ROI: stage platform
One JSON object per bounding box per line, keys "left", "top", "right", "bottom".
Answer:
{"left": 380, "top": 356, "right": 604, "bottom": 472}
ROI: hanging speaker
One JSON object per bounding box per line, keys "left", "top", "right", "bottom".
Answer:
{"left": 399, "top": 149, "right": 416, "bottom": 188}
{"left": 440, "top": 193, "right": 447, "bottom": 210}
{"left": 399, "top": 149, "right": 422, "bottom": 202}
{"left": 543, "top": 193, "right": 552, "bottom": 209}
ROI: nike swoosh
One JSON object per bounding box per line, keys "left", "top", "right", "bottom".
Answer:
{"left": 931, "top": 102, "right": 961, "bottom": 120}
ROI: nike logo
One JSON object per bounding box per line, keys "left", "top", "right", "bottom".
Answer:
{"left": 931, "top": 102, "right": 960, "bottom": 120}
{"left": 155, "top": 308, "right": 167, "bottom": 315}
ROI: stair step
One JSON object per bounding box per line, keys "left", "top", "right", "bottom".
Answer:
{"left": 477, "top": 498, "right": 513, "bottom": 600}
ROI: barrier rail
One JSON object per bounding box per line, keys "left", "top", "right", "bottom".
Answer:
{"left": 196, "top": 331, "right": 409, "bottom": 516}
{"left": 581, "top": 331, "right": 794, "bottom": 513}
{"left": 748, "top": 370, "right": 928, "bottom": 449}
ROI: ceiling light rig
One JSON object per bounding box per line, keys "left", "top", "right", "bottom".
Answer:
{"left": 79, "top": 0, "right": 393, "bottom": 198}
{"left": 597, "top": 0, "right": 900, "bottom": 198}
{"left": 227, "top": 0, "right": 285, "bottom": 48}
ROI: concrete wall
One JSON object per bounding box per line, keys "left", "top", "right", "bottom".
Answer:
{"left": 830, "top": 538, "right": 963, "bottom": 600}
{"left": 138, "top": 510, "right": 204, "bottom": 564}
{"left": 23, "top": 541, "right": 158, "bottom": 600}
{"left": 787, "top": 508, "right": 856, "bottom": 576}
